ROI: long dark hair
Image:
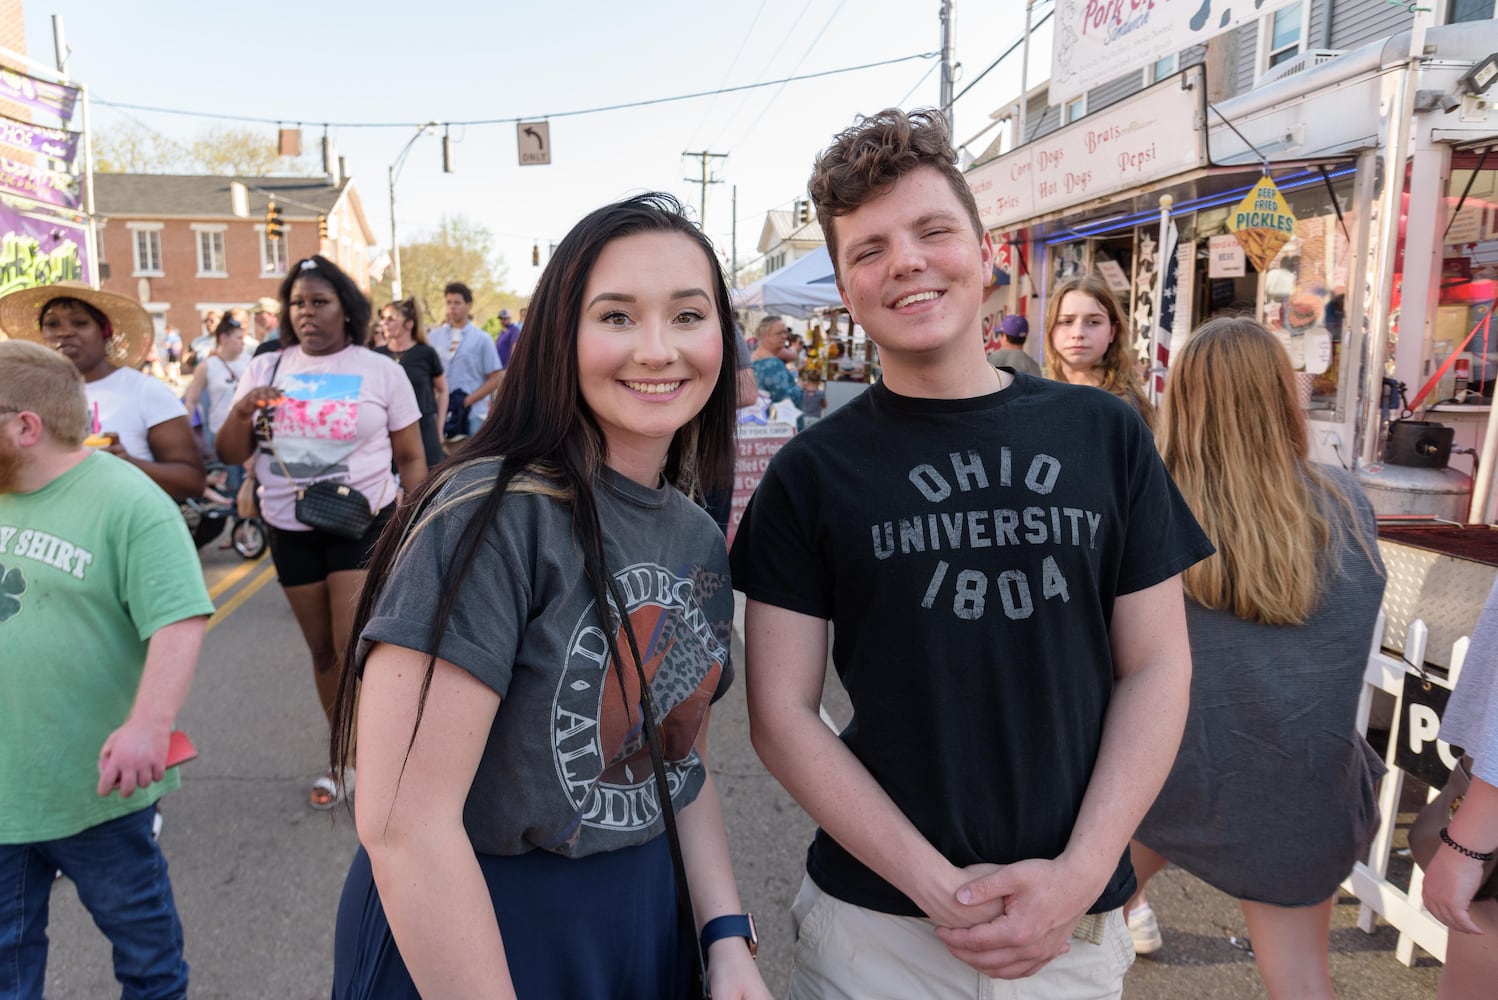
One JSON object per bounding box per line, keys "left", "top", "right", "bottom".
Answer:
{"left": 330, "top": 192, "right": 737, "bottom": 778}
{"left": 277, "top": 255, "right": 371, "bottom": 349}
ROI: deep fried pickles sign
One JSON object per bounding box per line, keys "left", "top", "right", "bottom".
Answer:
{"left": 1229, "top": 175, "right": 1297, "bottom": 272}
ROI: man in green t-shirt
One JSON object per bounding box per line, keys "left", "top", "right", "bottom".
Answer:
{"left": 0, "top": 340, "right": 215, "bottom": 999}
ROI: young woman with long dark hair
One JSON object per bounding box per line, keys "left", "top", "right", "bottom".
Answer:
{"left": 329, "top": 194, "right": 771, "bottom": 999}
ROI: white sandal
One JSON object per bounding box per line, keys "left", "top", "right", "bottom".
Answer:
{"left": 309, "top": 768, "right": 354, "bottom": 811}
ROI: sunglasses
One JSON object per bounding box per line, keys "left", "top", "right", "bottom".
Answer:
{"left": 252, "top": 406, "right": 275, "bottom": 443}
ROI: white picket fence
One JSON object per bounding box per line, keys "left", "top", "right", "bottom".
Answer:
{"left": 1343, "top": 611, "right": 1473, "bottom": 966}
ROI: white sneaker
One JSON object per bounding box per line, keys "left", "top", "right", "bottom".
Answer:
{"left": 1127, "top": 902, "right": 1163, "bottom": 955}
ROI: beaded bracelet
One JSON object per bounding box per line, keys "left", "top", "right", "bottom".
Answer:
{"left": 1441, "top": 826, "right": 1497, "bottom": 862}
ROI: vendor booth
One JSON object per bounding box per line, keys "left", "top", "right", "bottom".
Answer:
{"left": 732, "top": 246, "right": 840, "bottom": 318}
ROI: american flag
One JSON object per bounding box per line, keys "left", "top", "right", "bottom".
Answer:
{"left": 1152, "top": 216, "right": 1179, "bottom": 402}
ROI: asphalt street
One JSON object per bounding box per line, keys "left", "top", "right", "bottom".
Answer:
{"left": 40, "top": 534, "right": 1442, "bottom": 998}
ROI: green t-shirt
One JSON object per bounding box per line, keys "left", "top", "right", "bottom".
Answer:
{"left": 0, "top": 452, "right": 215, "bottom": 843}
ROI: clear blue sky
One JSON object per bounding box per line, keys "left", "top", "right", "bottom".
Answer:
{"left": 22, "top": 1, "right": 1052, "bottom": 293}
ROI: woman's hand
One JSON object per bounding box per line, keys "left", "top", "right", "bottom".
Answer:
{"left": 1424, "top": 844, "right": 1491, "bottom": 935}
{"left": 232, "top": 385, "right": 286, "bottom": 421}
{"left": 705, "top": 940, "right": 773, "bottom": 1000}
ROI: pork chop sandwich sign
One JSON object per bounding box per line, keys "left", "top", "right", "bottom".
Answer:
{"left": 1051, "top": 0, "right": 1301, "bottom": 107}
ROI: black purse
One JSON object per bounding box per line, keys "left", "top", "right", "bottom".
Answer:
{"left": 293, "top": 480, "right": 374, "bottom": 540}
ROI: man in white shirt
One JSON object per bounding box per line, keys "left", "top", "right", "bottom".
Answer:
{"left": 426, "top": 282, "right": 502, "bottom": 439}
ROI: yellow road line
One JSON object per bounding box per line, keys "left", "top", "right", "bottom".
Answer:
{"left": 207, "top": 553, "right": 268, "bottom": 601}
{"left": 206, "top": 560, "right": 279, "bottom": 633}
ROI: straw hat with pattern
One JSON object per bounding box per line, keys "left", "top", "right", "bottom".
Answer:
{"left": 0, "top": 282, "right": 155, "bottom": 371}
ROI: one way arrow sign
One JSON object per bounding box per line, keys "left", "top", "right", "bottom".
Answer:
{"left": 517, "top": 121, "right": 551, "bottom": 166}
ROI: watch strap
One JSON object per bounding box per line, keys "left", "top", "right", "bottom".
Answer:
{"left": 700, "top": 913, "right": 757, "bottom": 957}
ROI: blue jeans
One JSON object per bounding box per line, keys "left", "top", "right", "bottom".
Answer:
{"left": 0, "top": 806, "right": 187, "bottom": 1000}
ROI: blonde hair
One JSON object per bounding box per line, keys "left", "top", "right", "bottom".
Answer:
{"left": 0, "top": 340, "right": 88, "bottom": 446}
{"left": 1044, "top": 273, "right": 1154, "bottom": 429}
{"left": 1159, "top": 316, "right": 1369, "bottom": 624}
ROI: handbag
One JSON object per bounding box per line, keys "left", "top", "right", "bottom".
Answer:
{"left": 235, "top": 471, "right": 258, "bottom": 520}
{"left": 608, "top": 577, "right": 711, "bottom": 999}
{"left": 1410, "top": 755, "right": 1498, "bottom": 901}
{"left": 293, "top": 479, "right": 374, "bottom": 540}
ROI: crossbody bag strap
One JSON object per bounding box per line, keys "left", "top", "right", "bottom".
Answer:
{"left": 605, "top": 575, "right": 710, "bottom": 996}
{"left": 260, "top": 352, "right": 298, "bottom": 487}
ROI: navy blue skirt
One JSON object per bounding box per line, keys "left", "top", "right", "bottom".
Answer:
{"left": 332, "top": 835, "right": 693, "bottom": 999}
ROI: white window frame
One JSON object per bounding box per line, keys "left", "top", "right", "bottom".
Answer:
{"left": 127, "top": 222, "right": 163, "bottom": 277}
{"left": 1257, "top": 1, "right": 1309, "bottom": 76}
{"left": 1064, "top": 95, "right": 1087, "bottom": 124}
{"left": 256, "top": 224, "right": 289, "bottom": 276}
{"left": 1143, "top": 53, "right": 1178, "bottom": 87}
{"left": 192, "top": 223, "right": 228, "bottom": 277}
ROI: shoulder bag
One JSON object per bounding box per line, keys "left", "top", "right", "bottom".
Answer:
{"left": 1409, "top": 755, "right": 1498, "bottom": 901}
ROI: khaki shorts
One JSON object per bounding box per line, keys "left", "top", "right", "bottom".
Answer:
{"left": 786, "top": 875, "right": 1133, "bottom": 1000}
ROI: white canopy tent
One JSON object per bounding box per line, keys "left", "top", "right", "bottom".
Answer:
{"left": 733, "top": 246, "right": 841, "bottom": 318}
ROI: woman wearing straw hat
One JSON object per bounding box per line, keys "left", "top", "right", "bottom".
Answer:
{"left": 0, "top": 283, "right": 206, "bottom": 501}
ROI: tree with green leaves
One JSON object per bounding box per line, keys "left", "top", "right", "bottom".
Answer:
{"left": 370, "top": 215, "right": 519, "bottom": 325}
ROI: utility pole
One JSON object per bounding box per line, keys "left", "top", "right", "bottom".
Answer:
{"left": 939, "top": 0, "right": 956, "bottom": 135}
{"left": 731, "top": 185, "right": 738, "bottom": 289}
{"left": 1018, "top": 1, "right": 1033, "bottom": 145}
{"left": 682, "top": 150, "right": 727, "bottom": 230}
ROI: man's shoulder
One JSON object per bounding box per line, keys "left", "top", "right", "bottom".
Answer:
{"left": 37, "top": 452, "right": 177, "bottom": 512}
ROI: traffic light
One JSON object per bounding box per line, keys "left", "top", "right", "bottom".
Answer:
{"left": 317, "top": 214, "right": 329, "bottom": 239}
{"left": 532, "top": 243, "right": 540, "bottom": 267}
{"left": 798, "top": 199, "right": 811, "bottom": 225}
{"left": 266, "top": 199, "right": 284, "bottom": 242}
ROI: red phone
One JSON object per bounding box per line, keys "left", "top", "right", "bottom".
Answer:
{"left": 166, "top": 730, "right": 198, "bottom": 768}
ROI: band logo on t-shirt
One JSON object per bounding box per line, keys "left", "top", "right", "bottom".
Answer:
{"left": 870, "top": 447, "right": 1103, "bottom": 623}
{"left": 553, "top": 561, "right": 726, "bottom": 835}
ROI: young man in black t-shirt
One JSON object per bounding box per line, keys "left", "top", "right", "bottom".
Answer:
{"left": 731, "top": 109, "right": 1212, "bottom": 998}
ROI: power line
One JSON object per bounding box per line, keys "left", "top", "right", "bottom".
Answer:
{"left": 711, "top": 0, "right": 848, "bottom": 150}
{"left": 951, "top": 3, "right": 1054, "bottom": 107}
{"left": 92, "top": 52, "right": 937, "bottom": 131}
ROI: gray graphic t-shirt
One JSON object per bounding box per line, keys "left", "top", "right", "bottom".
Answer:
{"left": 358, "top": 459, "right": 734, "bottom": 858}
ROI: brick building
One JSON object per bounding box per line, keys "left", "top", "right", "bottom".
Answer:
{"left": 93, "top": 173, "right": 377, "bottom": 339}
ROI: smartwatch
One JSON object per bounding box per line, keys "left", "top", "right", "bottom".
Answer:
{"left": 700, "top": 912, "right": 758, "bottom": 959}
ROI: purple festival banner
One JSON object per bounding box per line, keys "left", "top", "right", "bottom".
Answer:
{"left": 0, "top": 65, "right": 80, "bottom": 122}
{"left": 0, "top": 154, "right": 80, "bottom": 210}
{"left": 0, "top": 113, "right": 80, "bottom": 163}
{"left": 0, "top": 199, "right": 89, "bottom": 296}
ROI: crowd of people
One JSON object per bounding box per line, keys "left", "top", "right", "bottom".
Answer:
{"left": 0, "top": 106, "right": 1494, "bottom": 1000}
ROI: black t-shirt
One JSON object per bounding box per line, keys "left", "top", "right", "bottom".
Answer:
{"left": 376, "top": 343, "right": 444, "bottom": 417}
{"left": 730, "top": 372, "right": 1213, "bottom": 916}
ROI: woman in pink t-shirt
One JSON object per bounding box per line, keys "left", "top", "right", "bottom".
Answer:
{"left": 218, "top": 256, "right": 426, "bottom": 810}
